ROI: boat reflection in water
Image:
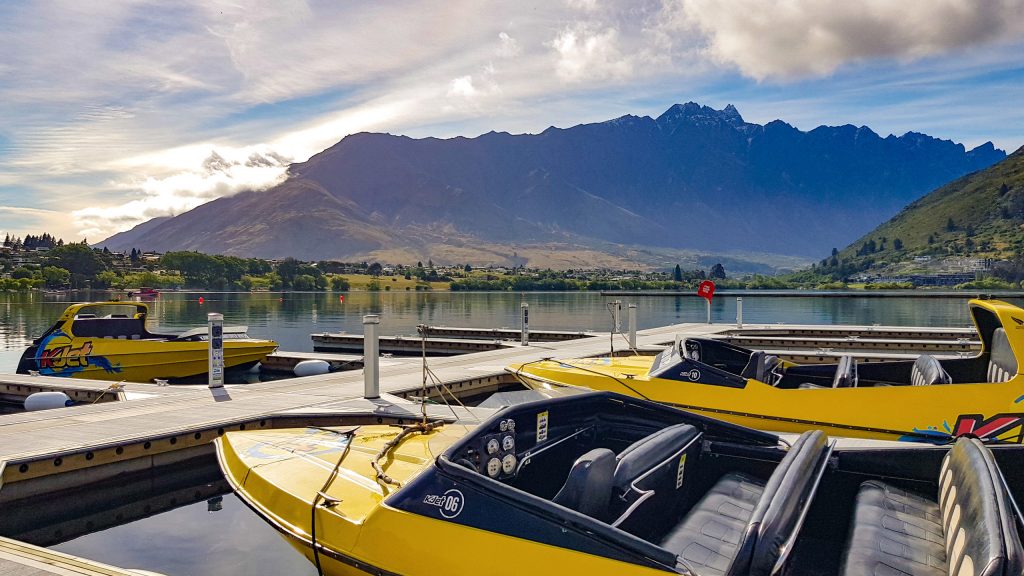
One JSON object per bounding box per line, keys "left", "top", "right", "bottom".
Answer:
{"left": 0, "top": 451, "right": 317, "bottom": 576}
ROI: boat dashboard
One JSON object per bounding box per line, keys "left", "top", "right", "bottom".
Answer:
{"left": 442, "top": 391, "right": 778, "bottom": 489}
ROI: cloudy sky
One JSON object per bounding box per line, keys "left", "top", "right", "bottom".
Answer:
{"left": 1, "top": 0, "right": 1022, "bottom": 242}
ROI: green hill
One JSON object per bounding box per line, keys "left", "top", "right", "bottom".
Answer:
{"left": 820, "top": 147, "right": 1024, "bottom": 273}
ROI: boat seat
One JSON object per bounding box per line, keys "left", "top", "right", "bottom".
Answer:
{"left": 912, "top": 354, "right": 952, "bottom": 386}
{"left": 988, "top": 328, "right": 1017, "bottom": 383}
{"left": 840, "top": 437, "right": 1024, "bottom": 576}
{"left": 609, "top": 424, "right": 702, "bottom": 533}
{"left": 552, "top": 448, "right": 616, "bottom": 519}
{"left": 660, "top": 430, "right": 829, "bottom": 576}
{"left": 741, "top": 351, "right": 782, "bottom": 385}
{"left": 833, "top": 355, "right": 857, "bottom": 388}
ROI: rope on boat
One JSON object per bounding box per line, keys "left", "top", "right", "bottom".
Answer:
{"left": 311, "top": 427, "right": 358, "bottom": 576}
{"left": 90, "top": 380, "right": 127, "bottom": 404}
{"left": 371, "top": 420, "right": 444, "bottom": 488}
{"left": 415, "top": 324, "right": 481, "bottom": 423}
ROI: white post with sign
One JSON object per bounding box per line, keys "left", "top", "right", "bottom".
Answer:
{"left": 520, "top": 302, "right": 529, "bottom": 346}
{"left": 207, "top": 313, "right": 224, "bottom": 388}
{"left": 363, "top": 314, "right": 380, "bottom": 399}
{"left": 627, "top": 303, "right": 637, "bottom": 349}
{"left": 736, "top": 297, "right": 743, "bottom": 328}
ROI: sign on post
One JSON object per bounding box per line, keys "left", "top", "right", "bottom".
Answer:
{"left": 208, "top": 312, "right": 224, "bottom": 388}
{"left": 697, "top": 280, "right": 716, "bottom": 324}
{"left": 521, "top": 302, "right": 529, "bottom": 346}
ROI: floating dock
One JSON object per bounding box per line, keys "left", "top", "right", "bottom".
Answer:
{"left": 418, "top": 325, "right": 591, "bottom": 342}
{"left": 0, "top": 535, "right": 143, "bottom": 575}
{"left": 0, "top": 318, "right": 985, "bottom": 574}
{"left": 312, "top": 333, "right": 511, "bottom": 355}
{"left": 260, "top": 350, "right": 366, "bottom": 373}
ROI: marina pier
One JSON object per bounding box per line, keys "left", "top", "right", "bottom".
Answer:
{"left": 0, "top": 312, "right": 993, "bottom": 574}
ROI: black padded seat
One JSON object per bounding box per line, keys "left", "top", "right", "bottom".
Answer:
{"left": 660, "top": 472, "right": 766, "bottom": 575}
{"left": 613, "top": 423, "right": 700, "bottom": 490}
{"left": 660, "top": 430, "right": 830, "bottom": 576}
{"left": 740, "top": 351, "right": 782, "bottom": 384}
{"left": 912, "top": 354, "right": 952, "bottom": 386}
{"left": 833, "top": 355, "right": 857, "bottom": 388}
{"left": 841, "top": 438, "right": 1024, "bottom": 576}
{"left": 988, "top": 328, "right": 1017, "bottom": 383}
{"left": 552, "top": 448, "right": 615, "bottom": 519}
{"left": 610, "top": 424, "right": 702, "bottom": 533}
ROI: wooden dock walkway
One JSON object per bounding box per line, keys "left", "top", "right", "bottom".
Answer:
{"left": 0, "top": 318, "right": 985, "bottom": 572}
{"left": 260, "top": 350, "right": 368, "bottom": 373}
{"left": 0, "top": 536, "right": 143, "bottom": 575}
{"left": 419, "top": 326, "right": 591, "bottom": 342}
{"left": 312, "top": 333, "right": 511, "bottom": 355}
{"left": 0, "top": 321, "right": 727, "bottom": 500}
{"left": 0, "top": 318, "right": 986, "bottom": 492}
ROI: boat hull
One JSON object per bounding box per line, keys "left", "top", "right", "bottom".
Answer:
{"left": 217, "top": 426, "right": 672, "bottom": 576}
{"left": 510, "top": 363, "right": 1024, "bottom": 443}
{"left": 18, "top": 339, "right": 277, "bottom": 383}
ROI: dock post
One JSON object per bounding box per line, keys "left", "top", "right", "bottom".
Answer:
{"left": 612, "top": 300, "right": 622, "bottom": 333}
{"left": 207, "top": 313, "right": 224, "bottom": 388}
{"left": 736, "top": 297, "right": 743, "bottom": 328}
{"left": 521, "top": 302, "right": 529, "bottom": 346}
{"left": 363, "top": 314, "right": 380, "bottom": 399}
{"left": 706, "top": 299, "right": 711, "bottom": 324}
{"left": 628, "top": 303, "right": 637, "bottom": 349}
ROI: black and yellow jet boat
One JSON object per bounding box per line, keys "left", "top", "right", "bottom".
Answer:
{"left": 16, "top": 302, "right": 278, "bottom": 382}
{"left": 217, "top": 392, "right": 1024, "bottom": 575}
{"left": 509, "top": 298, "right": 1024, "bottom": 444}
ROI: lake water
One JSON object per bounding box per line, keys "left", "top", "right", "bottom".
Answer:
{"left": 0, "top": 290, "right": 1006, "bottom": 372}
{"left": 0, "top": 289, "right": 1013, "bottom": 575}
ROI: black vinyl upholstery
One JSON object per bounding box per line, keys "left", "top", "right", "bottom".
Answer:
{"left": 552, "top": 448, "right": 616, "bottom": 519}
{"left": 741, "top": 351, "right": 782, "bottom": 384}
{"left": 613, "top": 424, "right": 700, "bottom": 491}
{"left": 833, "top": 355, "right": 857, "bottom": 388}
{"left": 660, "top": 472, "right": 766, "bottom": 575}
{"left": 610, "top": 424, "right": 701, "bottom": 533}
{"left": 841, "top": 437, "right": 1024, "bottom": 576}
{"left": 660, "top": 430, "right": 829, "bottom": 576}
{"left": 912, "top": 354, "right": 953, "bottom": 386}
{"left": 988, "top": 328, "right": 1017, "bottom": 383}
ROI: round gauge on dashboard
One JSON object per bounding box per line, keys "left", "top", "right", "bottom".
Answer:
{"left": 499, "top": 419, "right": 509, "bottom": 432}
{"left": 502, "top": 453, "right": 517, "bottom": 474}
{"left": 486, "top": 458, "right": 502, "bottom": 477}
{"left": 502, "top": 435, "right": 515, "bottom": 451}
{"left": 506, "top": 419, "right": 515, "bottom": 431}
{"left": 486, "top": 438, "right": 500, "bottom": 454}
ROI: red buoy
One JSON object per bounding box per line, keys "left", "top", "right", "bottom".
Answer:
{"left": 339, "top": 295, "right": 345, "bottom": 303}
{"left": 198, "top": 296, "right": 204, "bottom": 304}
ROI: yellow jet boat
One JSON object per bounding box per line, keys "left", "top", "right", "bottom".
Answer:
{"left": 16, "top": 302, "right": 278, "bottom": 383}
{"left": 508, "top": 298, "right": 1024, "bottom": 443}
{"left": 217, "top": 391, "right": 1024, "bottom": 575}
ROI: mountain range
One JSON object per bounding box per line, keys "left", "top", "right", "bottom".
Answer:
{"left": 100, "top": 103, "right": 1005, "bottom": 268}
{"left": 834, "top": 145, "right": 1024, "bottom": 267}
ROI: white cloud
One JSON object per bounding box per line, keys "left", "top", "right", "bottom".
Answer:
{"left": 549, "top": 24, "right": 633, "bottom": 82}
{"left": 0, "top": 0, "right": 1022, "bottom": 244}
{"left": 668, "top": 0, "right": 1024, "bottom": 80}
{"left": 71, "top": 146, "right": 289, "bottom": 239}
{"left": 498, "top": 32, "right": 521, "bottom": 58}
{"left": 448, "top": 76, "right": 478, "bottom": 98}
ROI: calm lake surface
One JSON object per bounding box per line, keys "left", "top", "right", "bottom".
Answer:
{"left": 0, "top": 290, "right": 1009, "bottom": 371}
{"left": 0, "top": 289, "right": 1014, "bottom": 575}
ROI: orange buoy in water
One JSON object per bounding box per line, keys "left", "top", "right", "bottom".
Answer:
{"left": 198, "top": 297, "right": 204, "bottom": 304}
